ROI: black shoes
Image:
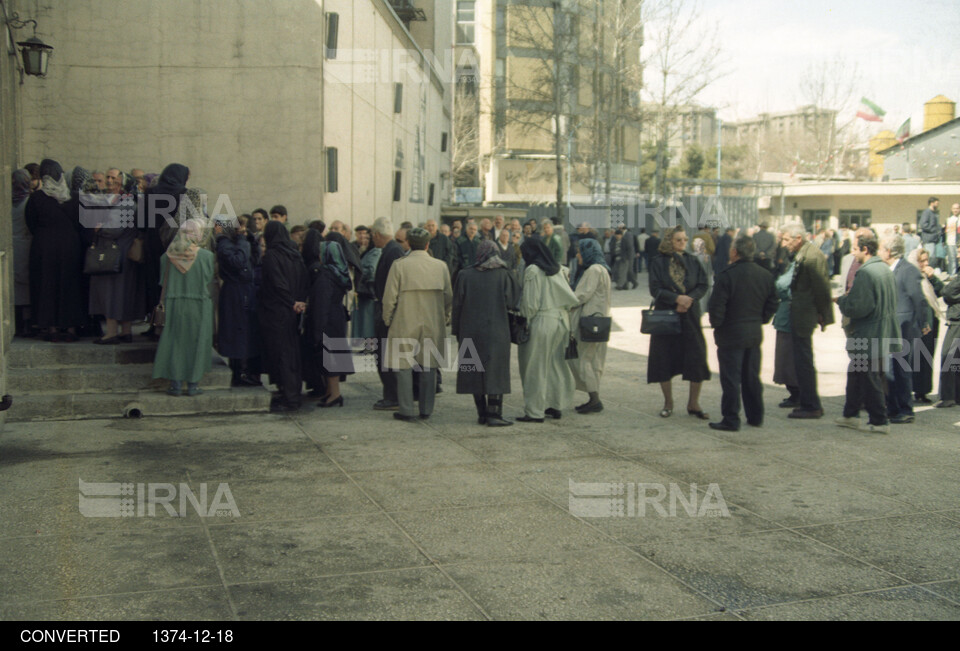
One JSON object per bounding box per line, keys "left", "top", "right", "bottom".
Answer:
{"left": 709, "top": 422, "right": 739, "bottom": 432}
{"left": 779, "top": 399, "right": 800, "bottom": 409}
{"left": 576, "top": 401, "right": 604, "bottom": 414}
{"left": 545, "top": 408, "right": 562, "bottom": 420}
{"left": 317, "top": 396, "right": 344, "bottom": 409}
{"left": 516, "top": 415, "right": 545, "bottom": 423}
{"left": 788, "top": 409, "right": 824, "bottom": 419}
{"left": 393, "top": 413, "right": 419, "bottom": 423}
{"left": 890, "top": 414, "right": 915, "bottom": 424}
{"left": 374, "top": 400, "right": 399, "bottom": 411}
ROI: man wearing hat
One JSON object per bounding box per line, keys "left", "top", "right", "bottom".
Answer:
{"left": 382, "top": 227, "right": 453, "bottom": 421}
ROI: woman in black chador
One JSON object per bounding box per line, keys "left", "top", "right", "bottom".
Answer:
{"left": 258, "top": 221, "right": 309, "bottom": 413}
{"left": 302, "top": 230, "right": 355, "bottom": 408}
{"left": 25, "top": 159, "right": 84, "bottom": 341}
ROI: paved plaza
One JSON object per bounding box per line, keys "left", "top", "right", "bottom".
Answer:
{"left": 1, "top": 285, "right": 959, "bottom": 621}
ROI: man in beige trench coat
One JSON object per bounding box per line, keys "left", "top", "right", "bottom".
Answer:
{"left": 382, "top": 227, "right": 453, "bottom": 421}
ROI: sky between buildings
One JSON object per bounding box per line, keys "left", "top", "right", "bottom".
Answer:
{"left": 691, "top": 0, "right": 960, "bottom": 133}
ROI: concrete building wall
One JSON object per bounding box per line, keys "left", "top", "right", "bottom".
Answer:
{"left": 1, "top": 0, "right": 25, "bottom": 428}
{"left": 323, "top": 0, "right": 452, "bottom": 228}
{"left": 18, "top": 0, "right": 326, "bottom": 224}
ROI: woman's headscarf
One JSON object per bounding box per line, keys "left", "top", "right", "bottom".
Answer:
{"left": 12, "top": 169, "right": 32, "bottom": 205}
{"left": 39, "top": 159, "right": 70, "bottom": 203}
{"left": 520, "top": 237, "right": 560, "bottom": 277}
{"left": 322, "top": 240, "right": 353, "bottom": 292}
{"left": 659, "top": 227, "right": 684, "bottom": 256}
{"left": 577, "top": 238, "right": 610, "bottom": 274}
{"left": 302, "top": 228, "right": 325, "bottom": 267}
{"left": 325, "top": 230, "right": 362, "bottom": 273}
{"left": 152, "top": 164, "right": 189, "bottom": 197}
{"left": 70, "top": 166, "right": 93, "bottom": 195}
{"left": 264, "top": 220, "right": 301, "bottom": 262}
{"left": 214, "top": 214, "right": 238, "bottom": 243}
{"left": 474, "top": 239, "right": 506, "bottom": 271}
{"left": 166, "top": 218, "right": 206, "bottom": 274}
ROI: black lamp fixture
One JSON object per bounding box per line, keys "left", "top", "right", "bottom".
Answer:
{"left": 5, "top": 12, "right": 53, "bottom": 78}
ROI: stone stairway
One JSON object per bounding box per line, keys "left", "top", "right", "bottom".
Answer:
{"left": 5, "top": 337, "right": 272, "bottom": 422}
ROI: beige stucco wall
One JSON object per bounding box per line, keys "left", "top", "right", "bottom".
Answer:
{"left": 323, "top": 0, "right": 452, "bottom": 229}
{"left": 19, "top": 0, "right": 326, "bottom": 224}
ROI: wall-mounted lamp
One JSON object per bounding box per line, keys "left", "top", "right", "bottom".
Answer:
{"left": 5, "top": 12, "right": 53, "bottom": 79}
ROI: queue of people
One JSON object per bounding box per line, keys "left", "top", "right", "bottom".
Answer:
{"left": 10, "top": 162, "right": 960, "bottom": 428}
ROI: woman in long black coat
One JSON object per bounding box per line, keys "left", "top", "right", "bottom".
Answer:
{"left": 25, "top": 159, "right": 84, "bottom": 341}
{"left": 214, "top": 217, "right": 260, "bottom": 386}
{"left": 258, "top": 221, "right": 309, "bottom": 413}
{"left": 648, "top": 227, "right": 711, "bottom": 419}
{"left": 303, "top": 232, "right": 355, "bottom": 408}
{"left": 453, "top": 240, "right": 521, "bottom": 426}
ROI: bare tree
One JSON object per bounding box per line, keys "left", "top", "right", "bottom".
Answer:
{"left": 452, "top": 83, "right": 481, "bottom": 188}
{"left": 641, "top": 0, "right": 724, "bottom": 198}
{"left": 796, "top": 57, "right": 862, "bottom": 179}
{"left": 502, "top": 1, "right": 580, "bottom": 223}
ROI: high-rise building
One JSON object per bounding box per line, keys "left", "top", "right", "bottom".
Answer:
{"left": 454, "top": 0, "right": 644, "bottom": 207}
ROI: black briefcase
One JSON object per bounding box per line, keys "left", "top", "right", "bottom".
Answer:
{"left": 83, "top": 238, "right": 123, "bottom": 275}
{"left": 579, "top": 313, "right": 612, "bottom": 343}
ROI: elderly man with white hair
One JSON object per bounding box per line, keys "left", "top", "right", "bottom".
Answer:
{"left": 880, "top": 233, "right": 926, "bottom": 424}
{"left": 780, "top": 222, "right": 835, "bottom": 419}
{"left": 371, "top": 216, "right": 404, "bottom": 411}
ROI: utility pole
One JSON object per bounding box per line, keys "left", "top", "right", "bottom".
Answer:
{"left": 716, "top": 117, "right": 722, "bottom": 196}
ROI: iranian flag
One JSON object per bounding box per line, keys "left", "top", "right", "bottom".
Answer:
{"left": 896, "top": 118, "right": 911, "bottom": 143}
{"left": 857, "top": 97, "right": 886, "bottom": 122}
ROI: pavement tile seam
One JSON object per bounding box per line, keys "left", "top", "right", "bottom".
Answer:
{"left": 787, "top": 510, "right": 960, "bottom": 534}
{"left": 185, "top": 470, "right": 241, "bottom": 621}
{"left": 728, "top": 581, "right": 960, "bottom": 619}
{"left": 0, "top": 583, "right": 226, "bottom": 608}
{"left": 914, "top": 581, "right": 960, "bottom": 607}
{"left": 825, "top": 471, "right": 960, "bottom": 513}
{"left": 221, "top": 564, "right": 463, "bottom": 588}
{"left": 289, "top": 418, "right": 496, "bottom": 621}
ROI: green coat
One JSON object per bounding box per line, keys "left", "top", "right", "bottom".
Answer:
{"left": 837, "top": 256, "right": 902, "bottom": 358}
{"left": 545, "top": 233, "right": 564, "bottom": 265}
{"left": 152, "top": 249, "right": 215, "bottom": 383}
{"left": 790, "top": 242, "right": 835, "bottom": 337}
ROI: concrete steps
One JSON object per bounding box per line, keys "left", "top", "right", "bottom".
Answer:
{"left": 5, "top": 338, "right": 271, "bottom": 422}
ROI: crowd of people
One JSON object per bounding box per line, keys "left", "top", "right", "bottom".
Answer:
{"left": 10, "top": 161, "right": 960, "bottom": 428}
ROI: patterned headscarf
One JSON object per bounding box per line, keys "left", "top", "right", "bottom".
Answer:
{"left": 12, "top": 169, "right": 32, "bottom": 205}
{"left": 166, "top": 218, "right": 206, "bottom": 274}
{"left": 39, "top": 159, "right": 70, "bottom": 203}
{"left": 474, "top": 239, "right": 506, "bottom": 271}
{"left": 70, "top": 166, "right": 93, "bottom": 195}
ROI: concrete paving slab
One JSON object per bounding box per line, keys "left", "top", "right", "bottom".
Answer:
{"left": 205, "top": 514, "right": 430, "bottom": 584}
{"left": 441, "top": 547, "right": 721, "bottom": 621}
{"left": 832, "top": 465, "right": 960, "bottom": 512}
{"left": 737, "top": 585, "right": 960, "bottom": 621}
{"left": 796, "top": 514, "right": 960, "bottom": 584}
{"left": 229, "top": 568, "right": 486, "bottom": 621}
{"left": 0, "top": 586, "right": 233, "bottom": 621}
{"left": 632, "top": 530, "right": 906, "bottom": 610}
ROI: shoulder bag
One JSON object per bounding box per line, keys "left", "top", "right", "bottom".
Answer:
{"left": 150, "top": 259, "right": 170, "bottom": 336}
{"left": 508, "top": 310, "right": 530, "bottom": 345}
{"left": 640, "top": 291, "right": 682, "bottom": 336}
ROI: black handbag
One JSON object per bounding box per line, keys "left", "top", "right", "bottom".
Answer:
{"left": 84, "top": 237, "right": 123, "bottom": 275}
{"left": 641, "top": 303, "right": 682, "bottom": 336}
{"left": 508, "top": 311, "right": 529, "bottom": 345}
{"left": 579, "top": 313, "right": 612, "bottom": 342}
{"left": 565, "top": 336, "right": 579, "bottom": 360}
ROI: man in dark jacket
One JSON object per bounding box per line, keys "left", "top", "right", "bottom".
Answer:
{"left": 372, "top": 217, "right": 404, "bottom": 410}
{"left": 753, "top": 222, "right": 778, "bottom": 273}
{"left": 881, "top": 234, "right": 926, "bottom": 424}
{"left": 426, "top": 219, "right": 457, "bottom": 277}
{"left": 457, "top": 222, "right": 482, "bottom": 268}
{"left": 918, "top": 197, "right": 940, "bottom": 258}
{"left": 713, "top": 227, "right": 735, "bottom": 274}
{"left": 707, "top": 236, "right": 779, "bottom": 431}
{"left": 644, "top": 230, "right": 661, "bottom": 264}
{"left": 782, "top": 223, "right": 835, "bottom": 419}
{"left": 835, "top": 231, "right": 900, "bottom": 434}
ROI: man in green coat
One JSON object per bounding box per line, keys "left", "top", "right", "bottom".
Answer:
{"left": 835, "top": 231, "right": 902, "bottom": 434}
{"left": 782, "top": 223, "right": 835, "bottom": 419}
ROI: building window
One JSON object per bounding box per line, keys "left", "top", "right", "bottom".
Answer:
{"left": 394, "top": 83, "right": 403, "bottom": 114}
{"left": 456, "top": 66, "right": 478, "bottom": 95}
{"left": 326, "top": 147, "right": 338, "bottom": 193}
{"left": 802, "top": 209, "right": 830, "bottom": 232}
{"left": 393, "top": 171, "right": 402, "bottom": 202}
{"left": 428, "top": 183, "right": 436, "bottom": 206}
{"left": 457, "top": 1, "right": 476, "bottom": 45}
{"left": 325, "top": 13, "right": 339, "bottom": 59}
{"left": 441, "top": 132, "right": 448, "bottom": 153}
{"left": 839, "top": 210, "right": 871, "bottom": 228}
